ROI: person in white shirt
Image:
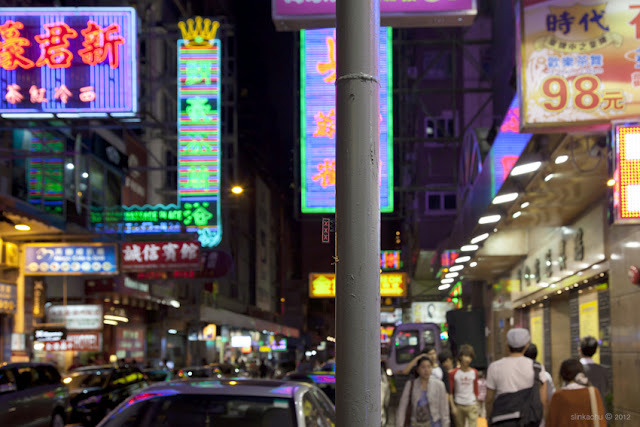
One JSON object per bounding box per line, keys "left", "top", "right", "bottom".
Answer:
{"left": 448, "top": 344, "right": 479, "bottom": 427}
{"left": 485, "top": 328, "right": 548, "bottom": 425}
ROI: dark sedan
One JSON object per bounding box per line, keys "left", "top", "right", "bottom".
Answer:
{"left": 65, "top": 365, "right": 147, "bottom": 426}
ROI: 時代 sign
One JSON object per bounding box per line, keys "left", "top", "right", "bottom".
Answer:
{"left": 519, "top": 0, "right": 640, "bottom": 130}
{"left": 121, "top": 241, "right": 201, "bottom": 271}
{"left": 0, "top": 7, "right": 137, "bottom": 117}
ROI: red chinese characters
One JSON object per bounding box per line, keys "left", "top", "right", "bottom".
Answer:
{"left": 79, "top": 21, "right": 124, "bottom": 68}
{"left": 121, "top": 241, "right": 201, "bottom": 271}
{"left": 0, "top": 20, "right": 35, "bottom": 70}
{"left": 35, "top": 22, "right": 78, "bottom": 69}
{"left": 0, "top": 19, "right": 126, "bottom": 71}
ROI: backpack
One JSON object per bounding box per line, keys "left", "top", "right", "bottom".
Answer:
{"left": 490, "top": 362, "right": 543, "bottom": 427}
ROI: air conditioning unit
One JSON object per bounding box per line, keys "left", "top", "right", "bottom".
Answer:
{"left": 0, "top": 242, "right": 19, "bottom": 268}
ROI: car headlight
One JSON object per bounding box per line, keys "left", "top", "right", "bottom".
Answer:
{"left": 77, "top": 395, "right": 102, "bottom": 406}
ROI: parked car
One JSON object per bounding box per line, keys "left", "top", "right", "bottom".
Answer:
{"left": 175, "top": 365, "right": 222, "bottom": 379}
{"left": 96, "top": 378, "right": 335, "bottom": 427}
{"left": 142, "top": 368, "right": 172, "bottom": 383}
{"left": 65, "top": 365, "right": 148, "bottom": 426}
{"left": 0, "top": 362, "right": 71, "bottom": 427}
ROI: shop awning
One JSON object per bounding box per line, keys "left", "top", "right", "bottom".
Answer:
{"left": 200, "top": 306, "right": 299, "bottom": 338}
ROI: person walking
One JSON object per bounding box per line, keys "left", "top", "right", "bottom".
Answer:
{"left": 438, "top": 350, "right": 454, "bottom": 393}
{"left": 449, "top": 344, "right": 479, "bottom": 427}
{"left": 397, "top": 356, "right": 451, "bottom": 427}
{"left": 546, "top": 358, "right": 605, "bottom": 427}
{"left": 403, "top": 345, "right": 442, "bottom": 380}
{"left": 579, "top": 336, "right": 610, "bottom": 410}
{"left": 485, "top": 328, "right": 547, "bottom": 427}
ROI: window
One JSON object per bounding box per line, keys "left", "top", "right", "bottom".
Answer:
{"left": 36, "top": 366, "right": 60, "bottom": 385}
{"left": 395, "top": 330, "right": 420, "bottom": 364}
{"left": 15, "top": 367, "right": 37, "bottom": 390}
{"left": 425, "top": 192, "right": 457, "bottom": 215}
{"left": 424, "top": 111, "right": 456, "bottom": 139}
{"left": 303, "top": 392, "right": 333, "bottom": 427}
{"left": 423, "top": 330, "right": 436, "bottom": 346}
{"left": 0, "top": 368, "right": 16, "bottom": 394}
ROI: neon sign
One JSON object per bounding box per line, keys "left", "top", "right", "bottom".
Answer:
{"left": 381, "top": 250, "right": 402, "bottom": 271}
{"left": 24, "top": 130, "right": 64, "bottom": 215}
{"left": 0, "top": 8, "right": 136, "bottom": 116}
{"left": 91, "top": 17, "right": 222, "bottom": 248}
{"left": 489, "top": 95, "right": 532, "bottom": 196}
{"left": 613, "top": 123, "right": 640, "bottom": 223}
{"left": 301, "top": 27, "right": 393, "bottom": 213}
{"left": 309, "top": 272, "right": 407, "bottom": 298}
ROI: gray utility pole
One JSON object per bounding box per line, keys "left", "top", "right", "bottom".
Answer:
{"left": 335, "top": 0, "right": 381, "bottom": 425}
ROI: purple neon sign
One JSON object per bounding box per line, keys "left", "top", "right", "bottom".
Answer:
{"left": 0, "top": 8, "right": 137, "bottom": 117}
{"left": 275, "top": 0, "right": 473, "bottom": 15}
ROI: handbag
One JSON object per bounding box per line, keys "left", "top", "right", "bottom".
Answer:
{"left": 404, "top": 379, "right": 414, "bottom": 427}
{"left": 588, "top": 386, "right": 599, "bottom": 427}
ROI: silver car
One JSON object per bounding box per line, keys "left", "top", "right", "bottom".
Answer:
{"left": 97, "top": 378, "right": 335, "bottom": 426}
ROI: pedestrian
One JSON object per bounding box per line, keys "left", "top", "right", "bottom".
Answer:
{"left": 396, "top": 356, "right": 450, "bottom": 427}
{"left": 546, "top": 358, "right": 605, "bottom": 427}
{"left": 259, "top": 359, "right": 268, "bottom": 378}
{"left": 402, "top": 345, "right": 442, "bottom": 380}
{"left": 485, "top": 328, "right": 547, "bottom": 427}
{"left": 438, "top": 350, "right": 454, "bottom": 393}
{"left": 579, "top": 336, "right": 609, "bottom": 410}
{"left": 448, "top": 344, "right": 479, "bottom": 427}
{"left": 524, "top": 343, "right": 555, "bottom": 407}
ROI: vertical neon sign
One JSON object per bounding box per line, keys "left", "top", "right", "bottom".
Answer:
{"left": 176, "top": 17, "right": 222, "bottom": 247}
{"left": 300, "top": 27, "right": 393, "bottom": 213}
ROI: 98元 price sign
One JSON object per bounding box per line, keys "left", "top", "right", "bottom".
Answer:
{"left": 519, "top": 0, "right": 640, "bottom": 130}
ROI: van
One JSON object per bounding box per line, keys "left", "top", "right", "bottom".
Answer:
{"left": 387, "top": 322, "right": 442, "bottom": 374}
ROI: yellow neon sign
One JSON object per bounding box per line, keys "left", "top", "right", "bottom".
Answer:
{"left": 309, "top": 272, "right": 407, "bottom": 298}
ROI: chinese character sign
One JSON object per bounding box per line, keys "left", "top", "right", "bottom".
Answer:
{"left": 23, "top": 243, "right": 117, "bottom": 275}
{"left": 519, "top": 0, "right": 640, "bottom": 130}
{"left": 0, "top": 7, "right": 136, "bottom": 116}
{"left": 121, "top": 241, "right": 201, "bottom": 271}
{"left": 177, "top": 17, "right": 222, "bottom": 248}
{"left": 612, "top": 124, "right": 640, "bottom": 223}
{"left": 46, "top": 305, "right": 103, "bottom": 330}
{"left": 0, "top": 282, "right": 17, "bottom": 314}
{"left": 301, "top": 27, "right": 393, "bottom": 213}
{"left": 309, "top": 272, "right": 406, "bottom": 298}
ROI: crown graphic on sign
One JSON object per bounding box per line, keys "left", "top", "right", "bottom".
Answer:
{"left": 179, "top": 16, "right": 220, "bottom": 44}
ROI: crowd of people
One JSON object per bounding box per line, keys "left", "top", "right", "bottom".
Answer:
{"left": 396, "top": 330, "right": 610, "bottom": 427}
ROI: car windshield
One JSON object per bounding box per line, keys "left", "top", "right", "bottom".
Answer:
{"left": 102, "top": 394, "right": 296, "bottom": 427}
{"left": 66, "top": 370, "right": 110, "bottom": 389}
{"left": 395, "top": 330, "right": 420, "bottom": 364}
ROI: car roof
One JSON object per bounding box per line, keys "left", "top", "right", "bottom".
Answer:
{"left": 1, "top": 362, "right": 57, "bottom": 369}
{"left": 142, "top": 378, "right": 313, "bottom": 398}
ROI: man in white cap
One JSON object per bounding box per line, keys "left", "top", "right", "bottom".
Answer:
{"left": 485, "top": 328, "right": 548, "bottom": 426}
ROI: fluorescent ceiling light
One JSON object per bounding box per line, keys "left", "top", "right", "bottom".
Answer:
{"left": 66, "top": 163, "right": 75, "bottom": 170}
{"left": 470, "top": 262, "right": 478, "bottom": 267}
{"left": 460, "top": 244, "right": 478, "bottom": 252}
{"left": 441, "top": 278, "right": 454, "bottom": 284}
{"left": 438, "top": 284, "right": 451, "bottom": 291}
{"left": 449, "top": 265, "right": 464, "bottom": 272}
{"left": 555, "top": 155, "right": 568, "bottom": 164}
{"left": 544, "top": 174, "right": 554, "bottom": 182}
{"left": 520, "top": 202, "right": 530, "bottom": 209}
{"left": 455, "top": 256, "right": 471, "bottom": 264}
{"left": 104, "top": 314, "right": 129, "bottom": 323}
{"left": 445, "top": 272, "right": 459, "bottom": 278}
{"left": 168, "top": 329, "right": 178, "bottom": 334}
{"left": 14, "top": 224, "right": 30, "bottom": 231}
{"left": 103, "top": 319, "right": 118, "bottom": 326}
{"left": 492, "top": 192, "right": 519, "bottom": 204}
{"left": 2, "top": 113, "right": 54, "bottom": 119}
{"left": 513, "top": 211, "right": 522, "bottom": 218}
{"left": 82, "top": 172, "right": 89, "bottom": 179}
{"left": 510, "top": 161, "right": 542, "bottom": 176}
{"left": 479, "top": 214, "right": 501, "bottom": 224}
{"left": 470, "top": 233, "right": 490, "bottom": 244}
{"left": 624, "top": 241, "right": 640, "bottom": 248}
{"left": 169, "top": 300, "right": 180, "bottom": 308}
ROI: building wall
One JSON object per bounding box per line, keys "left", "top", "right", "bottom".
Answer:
{"left": 607, "top": 224, "right": 640, "bottom": 420}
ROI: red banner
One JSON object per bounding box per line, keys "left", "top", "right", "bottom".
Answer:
{"left": 121, "top": 241, "right": 201, "bottom": 272}
{"left": 43, "top": 332, "right": 101, "bottom": 352}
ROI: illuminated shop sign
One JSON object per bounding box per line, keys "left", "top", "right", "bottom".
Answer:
{"left": 33, "top": 327, "right": 67, "bottom": 342}
{"left": 231, "top": 335, "right": 251, "bottom": 348}
{"left": 0, "top": 282, "right": 16, "bottom": 314}
{"left": 23, "top": 243, "right": 117, "bottom": 276}
{"left": 46, "top": 304, "right": 103, "bottom": 330}
{"left": 272, "top": 0, "right": 476, "bottom": 30}
{"left": 42, "top": 332, "right": 101, "bottom": 352}
{"left": 381, "top": 250, "right": 402, "bottom": 271}
{"left": 489, "top": 95, "right": 532, "bottom": 196}
{"left": 519, "top": 0, "right": 640, "bottom": 131}
{"left": 308, "top": 272, "right": 407, "bottom": 298}
{"left": 90, "top": 17, "right": 221, "bottom": 249}
{"left": 121, "top": 241, "right": 200, "bottom": 271}
{"left": 613, "top": 123, "right": 640, "bottom": 223}
{"left": 0, "top": 7, "right": 137, "bottom": 117}
{"left": 300, "top": 27, "right": 393, "bottom": 213}
{"left": 440, "top": 250, "right": 460, "bottom": 268}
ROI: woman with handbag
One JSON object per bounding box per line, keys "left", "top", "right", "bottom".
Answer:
{"left": 396, "top": 356, "right": 451, "bottom": 427}
{"left": 547, "top": 358, "right": 606, "bottom": 427}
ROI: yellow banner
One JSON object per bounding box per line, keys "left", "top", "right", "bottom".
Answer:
{"left": 530, "top": 314, "right": 544, "bottom": 363}
{"left": 309, "top": 272, "right": 407, "bottom": 298}
{"left": 520, "top": 0, "right": 640, "bottom": 130}
{"left": 579, "top": 299, "right": 600, "bottom": 363}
